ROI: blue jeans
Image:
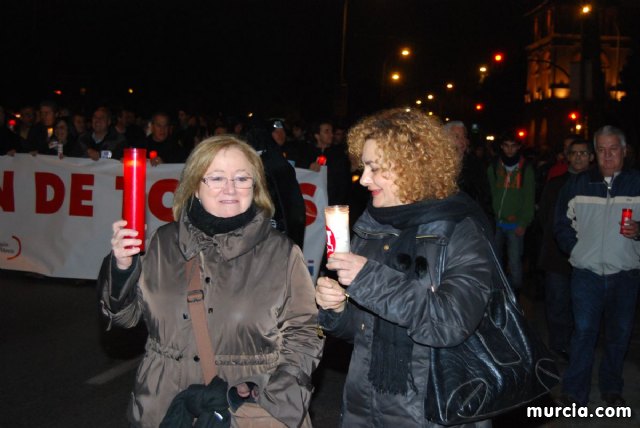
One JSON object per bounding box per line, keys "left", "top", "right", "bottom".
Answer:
{"left": 545, "top": 271, "right": 573, "bottom": 353}
{"left": 494, "top": 226, "right": 524, "bottom": 289}
{"left": 562, "top": 268, "right": 640, "bottom": 404}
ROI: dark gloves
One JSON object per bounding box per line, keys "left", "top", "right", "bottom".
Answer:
{"left": 160, "top": 376, "right": 231, "bottom": 428}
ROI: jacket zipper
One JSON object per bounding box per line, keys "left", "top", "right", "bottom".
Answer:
{"left": 601, "top": 178, "right": 614, "bottom": 276}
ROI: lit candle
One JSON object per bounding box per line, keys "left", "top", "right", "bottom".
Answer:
{"left": 325, "top": 205, "right": 350, "bottom": 257}
{"left": 123, "top": 148, "right": 147, "bottom": 251}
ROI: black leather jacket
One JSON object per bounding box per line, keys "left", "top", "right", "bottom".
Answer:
{"left": 319, "top": 193, "right": 493, "bottom": 427}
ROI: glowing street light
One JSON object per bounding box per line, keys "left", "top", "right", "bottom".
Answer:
{"left": 479, "top": 66, "right": 488, "bottom": 73}
{"left": 381, "top": 46, "right": 413, "bottom": 103}
{"left": 581, "top": 4, "right": 592, "bottom": 14}
{"left": 415, "top": 100, "right": 423, "bottom": 105}
{"left": 446, "top": 83, "right": 454, "bottom": 90}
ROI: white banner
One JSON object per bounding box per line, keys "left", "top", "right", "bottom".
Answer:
{"left": 0, "top": 154, "right": 327, "bottom": 280}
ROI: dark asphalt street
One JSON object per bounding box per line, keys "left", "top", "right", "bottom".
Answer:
{"left": 1, "top": 269, "right": 638, "bottom": 427}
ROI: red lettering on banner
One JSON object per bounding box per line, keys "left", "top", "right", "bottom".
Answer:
{"left": 69, "top": 173, "right": 94, "bottom": 217}
{"left": 35, "top": 172, "right": 65, "bottom": 214}
{"left": 300, "top": 183, "right": 317, "bottom": 227}
{"left": 115, "top": 176, "right": 177, "bottom": 221}
{"left": 0, "top": 171, "right": 15, "bottom": 212}
{"left": 149, "top": 179, "right": 178, "bottom": 222}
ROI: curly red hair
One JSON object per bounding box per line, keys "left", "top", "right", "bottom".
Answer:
{"left": 348, "top": 109, "right": 460, "bottom": 202}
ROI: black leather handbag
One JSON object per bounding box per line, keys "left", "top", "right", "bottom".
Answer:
{"left": 424, "top": 224, "right": 560, "bottom": 425}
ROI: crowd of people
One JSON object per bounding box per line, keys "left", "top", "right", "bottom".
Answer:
{"left": 3, "top": 99, "right": 640, "bottom": 426}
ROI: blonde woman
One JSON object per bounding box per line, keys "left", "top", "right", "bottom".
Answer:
{"left": 99, "top": 136, "right": 322, "bottom": 427}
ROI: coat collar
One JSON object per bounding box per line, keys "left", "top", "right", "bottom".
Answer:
{"left": 178, "top": 209, "right": 272, "bottom": 261}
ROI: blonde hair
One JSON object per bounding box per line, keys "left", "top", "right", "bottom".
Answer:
{"left": 172, "top": 136, "right": 274, "bottom": 220}
{"left": 348, "top": 109, "right": 460, "bottom": 202}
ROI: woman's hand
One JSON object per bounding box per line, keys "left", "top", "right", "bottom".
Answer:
{"left": 235, "top": 382, "right": 259, "bottom": 399}
{"left": 325, "top": 253, "right": 367, "bottom": 286}
{"left": 316, "top": 276, "right": 347, "bottom": 312}
{"left": 110, "top": 220, "right": 142, "bottom": 270}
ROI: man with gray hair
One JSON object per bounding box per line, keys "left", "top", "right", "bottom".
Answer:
{"left": 554, "top": 125, "right": 640, "bottom": 407}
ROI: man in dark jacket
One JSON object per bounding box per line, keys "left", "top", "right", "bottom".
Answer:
{"left": 138, "top": 112, "right": 186, "bottom": 165}
{"left": 0, "top": 106, "right": 20, "bottom": 155}
{"left": 445, "top": 121, "right": 494, "bottom": 226}
{"left": 78, "top": 106, "right": 126, "bottom": 160}
{"left": 245, "top": 125, "right": 306, "bottom": 250}
{"left": 305, "top": 120, "right": 351, "bottom": 206}
{"left": 538, "top": 139, "right": 592, "bottom": 361}
{"left": 27, "top": 100, "right": 58, "bottom": 154}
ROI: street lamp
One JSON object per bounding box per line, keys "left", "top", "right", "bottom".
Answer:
{"left": 380, "top": 47, "right": 413, "bottom": 104}
{"left": 479, "top": 65, "right": 488, "bottom": 83}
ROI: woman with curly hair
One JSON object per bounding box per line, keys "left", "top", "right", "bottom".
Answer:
{"left": 316, "top": 109, "right": 494, "bottom": 427}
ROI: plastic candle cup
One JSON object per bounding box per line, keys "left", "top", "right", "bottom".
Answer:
{"left": 325, "top": 205, "right": 350, "bottom": 257}
{"left": 123, "top": 148, "right": 147, "bottom": 251}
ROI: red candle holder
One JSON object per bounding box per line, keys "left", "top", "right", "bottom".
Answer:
{"left": 123, "top": 148, "right": 147, "bottom": 251}
{"left": 620, "top": 208, "right": 633, "bottom": 234}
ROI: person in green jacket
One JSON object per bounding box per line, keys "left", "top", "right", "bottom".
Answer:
{"left": 487, "top": 132, "right": 535, "bottom": 293}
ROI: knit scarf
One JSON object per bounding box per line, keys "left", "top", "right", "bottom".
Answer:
{"left": 365, "top": 202, "right": 430, "bottom": 396}
{"left": 187, "top": 197, "right": 257, "bottom": 236}
{"left": 496, "top": 156, "right": 526, "bottom": 189}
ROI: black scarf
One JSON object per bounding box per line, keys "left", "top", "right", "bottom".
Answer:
{"left": 363, "top": 196, "right": 480, "bottom": 395}
{"left": 365, "top": 201, "right": 435, "bottom": 395}
{"left": 500, "top": 152, "right": 520, "bottom": 167}
{"left": 187, "top": 197, "right": 257, "bottom": 236}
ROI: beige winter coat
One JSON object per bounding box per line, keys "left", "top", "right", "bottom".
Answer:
{"left": 98, "top": 210, "right": 322, "bottom": 427}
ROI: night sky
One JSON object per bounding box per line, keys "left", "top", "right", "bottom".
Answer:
{"left": 3, "top": 0, "right": 637, "bottom": 127}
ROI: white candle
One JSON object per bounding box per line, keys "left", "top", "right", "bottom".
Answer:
{"left": 325, "top": 205, "right": 350, "bottom": 256}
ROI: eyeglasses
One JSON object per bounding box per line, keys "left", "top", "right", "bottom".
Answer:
{"left": 201, "top": 175, "right": 254, "bottom": 189}
{"left": 569, "top": 150, "right": 590, "bottom": 157}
